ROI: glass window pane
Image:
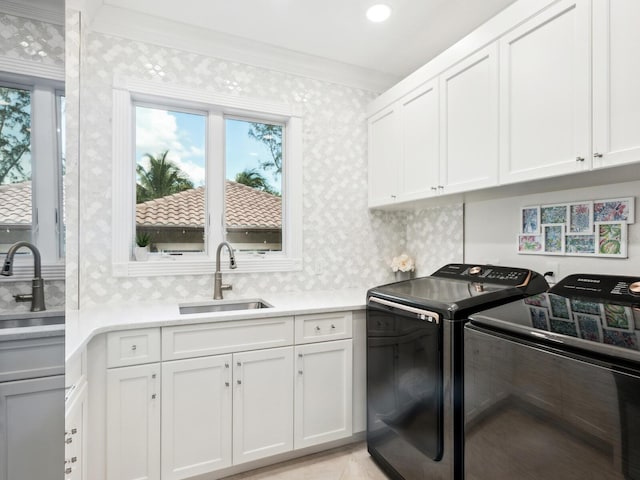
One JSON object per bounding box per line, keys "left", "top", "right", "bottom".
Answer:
{"left": 225, "top": 118, "right": 283, "bottom": 252}
{"left": 0, "top": 85, "right": 32, "bottom": 254}
{"left": 135, "top": 105, "right": 206, "bottom": 254}
{"left": 58, "top": 94, "right": 65, "bottom": 256}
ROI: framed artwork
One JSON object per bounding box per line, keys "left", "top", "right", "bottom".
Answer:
{"left": 521, "top": 206, "right": 540, "bottom": 234}
{"left": 548, "top": 293, "right": 571, "bottom": 320}
{"left": 574, "top": 313, "right": 603, "bottom": 342}
{"left": 570, "top": 298, "right": 603, "bottom": 316}
{"left": 568, "top": 202, "right": 593, "bottom": 233}
{"left": 524, "top": 293, "right": 548, "bottom": 308}
{"left": 529, "top": 306, "right": 550, "bottom": 330}
{"left": 518, "top": 235, "right": 543, "bottom": 254}
{"left": 550, "top": 318, "right": 578, "bottom": 337}
{"left": 596, "top": 222, "right": 627, "bottom": 257}
{"left": 541, "top": 204, "right": 568, "bottom": 225}
{"left": 602, "top": 304, "right": 634, "bottom": 331}
{"left": 593, "top": 197, "right": 634, "bottom": 223}
{"left": 603, "top": 330, "right": 639, "bottom": 350}
{"left": 543, "top": 224, "right": 564, "bottom": 254}
{"left": 565, "top": 234, "right": 596, "bottom": 256}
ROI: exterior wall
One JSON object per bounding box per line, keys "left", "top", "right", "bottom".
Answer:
{"left": 69, "top": 29, "right": 463, "bottom": 308}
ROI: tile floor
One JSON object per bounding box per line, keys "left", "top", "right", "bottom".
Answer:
{"left": 223, "top": 442, "right": 388, "bottom": 480}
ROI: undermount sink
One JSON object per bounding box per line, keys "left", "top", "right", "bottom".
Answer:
{"left": 179, "top": 299, "right": 273, "bottom": 315}
{"left": 0, "top": 311, "right": 65, "bottom": 329}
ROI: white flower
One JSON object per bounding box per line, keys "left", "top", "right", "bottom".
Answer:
{"left": 390, "top": 253, "right": 415, "bottom": 273}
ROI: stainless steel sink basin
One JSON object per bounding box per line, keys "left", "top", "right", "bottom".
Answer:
{"left": 0, "top": 311, "right": 65, "bottom": 329}
{"left": 179, "top": 299, "right": 273, "bottom": 315}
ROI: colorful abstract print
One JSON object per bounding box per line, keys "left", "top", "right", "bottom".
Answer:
{"left": 594, "top": 200, "right": 630, "bottom": 222}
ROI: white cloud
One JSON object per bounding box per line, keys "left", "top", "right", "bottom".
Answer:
{"left": 135, "top": 107, "right": 206, "bottom": 186}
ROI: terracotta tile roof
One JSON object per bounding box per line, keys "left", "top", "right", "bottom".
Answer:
{"left": 136, "top": 181, "right": 281, "bottom": 229}
{"left": 0, "top": 181, "right": 32, "bottom": 224}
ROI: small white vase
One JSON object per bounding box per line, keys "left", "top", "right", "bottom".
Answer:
{"left": 394, "top": 271, "right": 412, "bottom": 281}
{"left": 134, "top": 246, "right": 149, "bottom": 261}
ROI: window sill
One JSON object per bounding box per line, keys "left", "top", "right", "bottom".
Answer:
{"left": 0, "top": 262, "right": 65, "bottom": 282}
{"left": 113, "top": 256, "right": 303, "bottom": 277}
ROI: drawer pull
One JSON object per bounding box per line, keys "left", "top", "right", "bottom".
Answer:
{"left": 65, "top": 437, "right": 73, "bottom": 444}
{"left": 315, "top": 326, "right": 321, "bottom": 332}
{"left": 151, "top": 394, "right": 157, "bottom": 400}
{"left": 151, "top": 374, "right": 156, "bottom": 379}
{"left": 225, "top": 363, "right": 229, "bottom": 368}
{"left": 225, "top": 382, "right": 230, "bottom": 387}
{"left": 131, "top": 344, "right": 137, "bottom": 351}
{"left": 298, "top": 370, "right": 303, "bottom": 375}
{"left": 71, "top": 428, "right": 77, "bottom": 435}
{"left": 331, "top": 324, "right": 336, "bottom": 329}
{"left": 65, "top": 467, "right": 72, "bottom": 474}
{"left": 237, "top": 379, "right": 242, "bottom": 385}
{"left": 576, "top": 156, "right": 585, "bottom": 162}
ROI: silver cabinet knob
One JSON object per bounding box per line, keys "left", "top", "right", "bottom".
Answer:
{"left": 65, "top": 437, "right": 73, "bottom": 444}
{"left": 331, "top": 324, "right": 336, "bottom": 329}
{"left": 594, "top": 152, "right": 603, "bottom": 158}
{"left": 390, "top": 194, "right": 396, "bottom": 199}
{"left": 151, "top": 393, "right": 157, "bottom": 399}
{"left": 131, "top": 344, "right": 137, "bottom": 351}
{"left": 237, "top": 361, "right": 241, "bottom": 367}
{"left": 237, "top": 379, "right": 242, "bottom": 385}
{"left": 431, "top": 186, "right": 437, "bottom": 191}
{"left": 65, "top": 467, "right": 72, "bottom": 474}
{"left": 315, "top": 326, "right": 321, "bottom": 332}
{"left": 71, "top": 428, "right": 77, "bottom": 435}
{"left": 225, "top": 382, "right": 230, "bottom": 387}
{"left": 225, "top": 362, "right": 229, "bottom": 368}
{"left": 298, "top": 370, "right": 303, "bottom": 375}
{"left": 576, "top": 156, "right": 585, "bottom": 162}
{"left": 437, "top": 185, "right": 444, "bottom": 189}
{"left": 71, "top": 457, "right": 77, "bottom": 463}
{"left": 151, "top": 374, "right": 156, "bottom": 379}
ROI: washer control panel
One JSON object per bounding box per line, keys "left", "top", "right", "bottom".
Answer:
{"left": 550, "top": 274, "right": 640, "bottom": 303}
{"left": 432, "top": 263, "right": 531, "bottom": 286}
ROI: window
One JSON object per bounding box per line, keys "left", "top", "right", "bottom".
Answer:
{"left": 0, "top": 76, "right": 64, "bottom": 272}
{"left": 112, "top": 80, "right": 302, "bottom": 276}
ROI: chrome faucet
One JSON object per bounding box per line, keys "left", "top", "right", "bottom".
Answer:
{"left": 1, "top": 241, "right": 46, "bottom": 312}
{"left": 214, "top": 241, "right": 237, "bottom": 299}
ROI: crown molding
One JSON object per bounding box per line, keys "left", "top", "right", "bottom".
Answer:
{"left": 89, "top": 4, "right": 399, "bottom": 93}
{"left": 0, "top": 0, "right": 64, "bottom": 25}
{"left": 0, "top": 56, "right": 64, "bottom": 82}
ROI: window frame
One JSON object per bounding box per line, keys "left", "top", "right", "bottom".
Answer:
{"left": 0, "top": 71, "right": 65, "bottom": 281}
{"left": 112, "top": 78, "right": 303, "bottom": 277}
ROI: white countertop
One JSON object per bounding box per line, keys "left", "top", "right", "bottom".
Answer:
{"left": 65, "top": 288, "right": 368, "bottom": 362}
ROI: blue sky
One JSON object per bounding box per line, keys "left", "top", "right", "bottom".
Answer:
{"left": 135, "top": 106, "right": 281, "bottom": 193}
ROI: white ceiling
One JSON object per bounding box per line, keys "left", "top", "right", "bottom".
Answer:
{"left": 100, "top": 0, "right": 517, "bottom": 80}
{"left": 15, "top": 0, "right": 519, "bottom": 89}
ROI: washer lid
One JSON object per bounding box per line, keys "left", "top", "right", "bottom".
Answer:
{"left": 469, "top": 274, "right": 640, "bottom": 363}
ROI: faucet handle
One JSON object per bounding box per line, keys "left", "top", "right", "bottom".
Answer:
{"left": 221, "top": 284, "right": 233, "bottom": 292}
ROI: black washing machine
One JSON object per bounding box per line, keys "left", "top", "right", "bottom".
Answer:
{"left": 464, "top": 273, "right": 640, "bottom": 480}
{"left": 366, "top": 263, "right": 548, "bottom": 480}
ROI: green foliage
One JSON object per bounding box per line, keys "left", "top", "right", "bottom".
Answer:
{"left": 248, "top": 123, "right": 282, "bottom": 176}
{"left": 235, "top": 168, "right": 280, "bottom": 196}
{"left": 135, "top": 231, "right": 152, "bottom": 247}
{"left": 0, "top": 87, "right": 31, "bottom": 185}
{"left": 136, "top": 150, "right": 194, "bottom": 203}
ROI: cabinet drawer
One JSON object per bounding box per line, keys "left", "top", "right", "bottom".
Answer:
{"left": 295, "top": 312, "right": 352, "bottom": 344}
{"left": 107, "top": 328, "right": 161, "bottom": 368}
{"left": 162, "top": 317, "right": 294, "bottom": 361}
{"left": 0, "top": 335, "right": 65, "bottom": 382}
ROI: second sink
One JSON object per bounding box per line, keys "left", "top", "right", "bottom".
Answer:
{"left": 179, "top": 299, "right": 273, "bottom": 315}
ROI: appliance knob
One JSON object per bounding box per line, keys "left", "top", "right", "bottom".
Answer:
{"left": 469, "top": 266, "right": 483, "bottom": 276}
{"left": 629, "top": 282, "right": 640, "bottom": 295}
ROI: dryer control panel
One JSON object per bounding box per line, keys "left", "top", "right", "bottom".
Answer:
{"left": 432, "top": 263, "right": 532, "bottom": 286}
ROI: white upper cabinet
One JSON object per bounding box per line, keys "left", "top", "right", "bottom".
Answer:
{"left": 499, "top": 0, "right": 591, "bottom": 184}
{"left": 592, "top": 0, "right": 640, "bottom": 168}
{"left": 400, "top": 79, "right": 440, "bottom": 200}
{"left": 440, "top": 43, "right": 499, "bottom": 193}
{"left": 368, "top": 106, "right": 400, "bottom": 207}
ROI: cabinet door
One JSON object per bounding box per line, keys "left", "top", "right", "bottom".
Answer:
{"left": 233, "top": 347, "right": 294, "bottom": 464}
{"left": 368, "top": 105, "right": 400, "bottom": 207}
{"left": 161, "top": 354, "right": 232, "bottom": 480}
{"left": 593, "top": 0, "right": 640, "bottom": 168}
{"left": 107, "top": 363, "right": 160, "bottom": 480}
{"left": 499, "top": 0, "right": 591, "bottom": 184}
{"left": 0, "top": 375, "right": 64, "bottom": 480}
{"left": 399, "top": 80, "right": 440, "bottom": 200}
{"left": 294, "top": 340, "right": 353, "bottom": 449}
{"left": 65, "top": 381, "right": 88, "bottom": 480}
{"left": 440, "top": 44, "right": 498, "bottom": 193}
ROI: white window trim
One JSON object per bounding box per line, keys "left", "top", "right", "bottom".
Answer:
{"left": 0, "top": 58, "right": 65, "bottom": 282}
{"left": 112, "top": 78, "right": 303, "bottom": 277}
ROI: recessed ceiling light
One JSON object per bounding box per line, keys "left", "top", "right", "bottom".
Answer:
{"left": 366, "top": 4, "right": 392, "bottom": 23}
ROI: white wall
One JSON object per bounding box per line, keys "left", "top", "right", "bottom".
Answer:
{"left": 465, "top": 180, "right": 640, "bottom": 282}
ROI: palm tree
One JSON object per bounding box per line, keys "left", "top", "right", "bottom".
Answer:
{"left": 235, "top": 168, "right": 279, "bottom": 195}
{"left": 136, "top": 150, "right": 194, "bottom": 203}
{"left": 248, "top": 123, "right": 282, "bottom": 176}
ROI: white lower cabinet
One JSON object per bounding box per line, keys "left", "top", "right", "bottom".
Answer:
{"left": 65, "top": 380, "right": 88, "bottom": 480}
{"left": 106, "top": 363, "right": 161, "bottom": 480}
{"left": 161, "top": 354, "right": 233, "bottom": 480}
{"left": 294, "top": 339, "right": 353, "bottom": 449}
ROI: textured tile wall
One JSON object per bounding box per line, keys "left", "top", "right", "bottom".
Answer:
{"left": 0, "top": 12, "right": 65, "bottom": 313}
{"left": 71, "top": 30, "right": 463, "bottom": 307}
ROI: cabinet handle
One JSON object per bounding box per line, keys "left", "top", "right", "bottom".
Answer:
{"left": 71, "top": 457, "right": 77, "bottom": 463}
{"left": 225, "top": 362, "right": 229, "bottom": 368}
{"left": 65, "top": 467, "right": 72, "bottom": 474}
{"left": 151, "top": 394, "right": 157, "bottom": 399}
{"left": 431, "top": 186, "right": 437, "bottom": 191}
{"left": 331, "top": 324, "right": 336, "bottom": 329}
{"left": 390, "top": 194, "right": 396, "bottom": 199}
{"left": 576, "top": 156, "right": 585, "bottom": 162}
{"left": 131, "top": 344, "right": 137, "bottom": 351}
{"left": 594, "top": 152, "right": 603, "bottom": 158}
{"left": 315, "top": 326, "right": 321, "bottom": 332}
{"left": 71, "top": 428, "right": 77, "bottom": 435}
{"left": 237, "top": 361, "right": 241, "bottom": 367}
{"left": 151, "top": 374, "right": 156, "bottom": 379}
{"left": 298, "top": 353, "right": 303, "bottom": 358}
{"left": 225, "top": 382, "right": 230, "bottom": 387}
{"left": 298, "top": 370, "right": 303, "bottom": 375}
{"left": 437, "top": 185, "right": 444, "bottom": 189}
{"left": 65, "top": 437, "right": 73, "bottom": 444}
{"left": 237, "top": 379, "right": 242, "bottom": 385}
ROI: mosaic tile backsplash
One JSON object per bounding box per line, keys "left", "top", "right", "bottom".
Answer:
{"left": 69, "top": 29, "right": 464, "bottom": 308}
